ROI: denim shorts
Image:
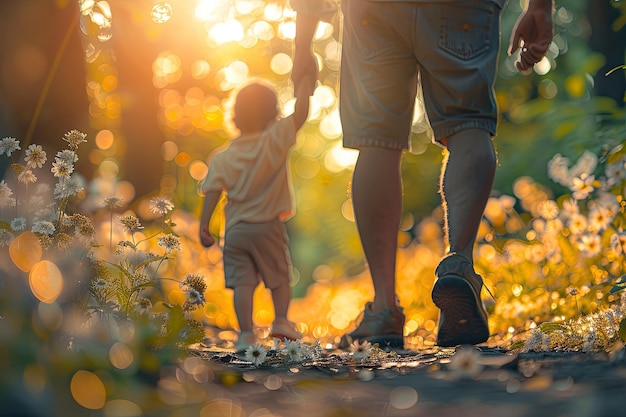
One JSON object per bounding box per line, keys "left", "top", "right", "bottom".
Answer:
{"left": 222, "top": 219, "right": 292, "bottom": 290}
{"left": 340, "top": 0, "right": 502, "bottom": 149}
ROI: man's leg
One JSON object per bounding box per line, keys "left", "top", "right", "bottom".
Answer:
{"left": 441, "top": 129, "right": 496, "bottom": 261}
{"left": 432, "top": 128, "right": 495, "bottom": 346}
{"left": 352, "top": 147, "right": 403, "bottom": 313}
{"left": 340, "top": 146, "right": 405, "bottom": 348}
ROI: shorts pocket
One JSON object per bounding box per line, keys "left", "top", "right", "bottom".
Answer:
{"left": 438, "top": 3, "right": 498, "bottom": 60}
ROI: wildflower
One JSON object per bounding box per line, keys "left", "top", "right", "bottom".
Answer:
{"left": 10, "top": 217, "right": 26, "bottom": 232}
{"left": 0, "top": 181, "right": 15, "bottom": 208}
{"left": 24, "top": 144, "right": 47, "bottom": 169}
{"left": 54, "top": 176, "right": 84, "bottom": 199}
{"left": 149, "top": 196, "right": 174, "bottom": 216}
{"left": 180, "top": 273, "right": 207, "bottom": 294}
{"left": 55, "top": 149, "right": 78, "bottom": 165}
{"left": 582, "top": 330, "right": 597, "bottom": 353}
{"left": 103, "top": 196, "right": 124, "bottom": 209}
{"left": 180, "top": 273, "right": 206, "bottom": 310}
{"left": 577, "top": 233, "right": 601, "bottom": 258}
{"left": 561, "top": 198, "right": 580, "bottom": 218}
{"left": 538, "top": 200, "right": 559, "bottom": 220}
{"left": 0, "top": 229, "right": 15, "bottom": 247}
{"left": 283, "top": 340, "right": 303, "bottom": 362}
{"left": 587, "top": 206, "right": 613, "bottom": 233}
{"left": 119, "top": 215, "right": 143, "bottom": 234}
{"left": 55, "top": 233, "right": 72, "bottom": 251}
{"left": 132, "top": 272, "right": 149, "bottom": 287}
{"left": 244, "top": 343, "right": 268, "bottom": 366}
{"left": 157, "top": 233, "right": 182, "bottom": 254}
{"left": 51, "top": 159, "right": 74, "bottom": 178}
{"left": 566, "top": 287, "right": 579, "bottom": 296}
{"left": 448, "top": 347, "right": 484, "bottom": 379}
{"left": 605, "top": 156, "right": 626, "bottom": 184}
{"left": 0, "top": 180, "right": 13, "bottom": 199}
{"left": 63, "top": 129, "right": 87, "bottom": 150}
{"left": 92, "top": 278, "right": 109, "bottom": 290}
{"left": 610, "top": 230, "right": 626, "bottom": 255}
{"left": 567, "top": 213, "right": 588, "bottom": 235}
{"left": 17, "top": 169, "right": 37, "bottom": 185}
{"left": 32, "top": 220, "right": 55, "bottom": 236}
{"left": 0, "top": 137, "right": 21, "bottom": 156}
{"left": 570, "top": 174, "right": 595, "bottom": 200}
{"left": 547, "top": 153, "right": 571, "bottom": 186}
{"left": 135, "top": 298, "right": 152, "bottom": 315}
{"left": 71, "top": 214, "right": 95, "bottom": 239}
{"left": 349, "top": 339, "right": 372, "bottom": 360}
{"left": 523, "top": 328, "right": 543, "bottom": 352}
{"left": 570, "top": 150, "right": 598, "bottom": 179}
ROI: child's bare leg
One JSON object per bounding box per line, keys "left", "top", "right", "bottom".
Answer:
{"left": 271, "top": 283, "right": 291, "bottom": 321}
{"left": 233, "top": 285, "right": 256, "bottom": 332}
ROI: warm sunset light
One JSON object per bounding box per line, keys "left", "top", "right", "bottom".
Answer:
{"left": 1, "top": 1, "right": 625, "bottom": 416}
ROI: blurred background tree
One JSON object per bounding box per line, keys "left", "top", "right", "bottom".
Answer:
{"left": 0, "top": 0, "right": 624, "bottom": 297}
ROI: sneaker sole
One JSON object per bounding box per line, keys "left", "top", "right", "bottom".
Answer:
{"left": 432, "top": 275, "right": 489, "bottom": 347}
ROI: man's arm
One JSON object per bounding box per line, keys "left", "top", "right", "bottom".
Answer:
{"left": 508, "top": 0, "right": 554, "bottom": 72}
{"left": 292, "top": 11, "right": 320, "bottom": 90}
{"left": 199, "top": 190, "right": 221, "bottom": 247}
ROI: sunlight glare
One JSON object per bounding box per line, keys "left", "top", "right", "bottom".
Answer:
{"left": 324, "top": 142, "right": 358, "bottom": 173}
{"left": 251, "top": 20, "right": 275, "bottom": 41}
{"left": 195, "top": 0, "right": 228, "bottom": 21}
{"left": 270, "top": 53, "right": 292, "bottom": 75}
{"left": 151, "top": 2, "right": 173, "bottom": 24}
{"left": 264, "top": 2, "right": 284, "bottom": 21}
{"left": 319, "top": 109, "right": 343, "bottom": 139}
{"left": 234, "top": 0, "right": 264, "bottom": 15}
{"left": 278, "top": 21, "right": 296, "bottom": 40}
{"left": 209, "top": 20, "right": 244, "bottom": 45}
{"left": 191, "top": 60, "right": 211, "bottom": 79}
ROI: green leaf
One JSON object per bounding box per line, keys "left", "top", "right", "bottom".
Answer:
{"left": 537, "top": 322, "right": 567, "bottom": 334}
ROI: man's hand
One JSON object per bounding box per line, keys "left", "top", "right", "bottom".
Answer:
{"left": 292, "top": 53, "right": 318, "bottom": 94}
{"left": 508, "top": 0, "right": 554, "bottom": 72}
{"left": 200, "top": 228, "right": 215, "bottom": 248}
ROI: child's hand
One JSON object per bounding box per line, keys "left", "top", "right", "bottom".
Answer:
{"left": 200, "top": 228, "right": 216, "bottom": 247}
{"left": 295, "top": 73, "right": 316, "bottom": 99}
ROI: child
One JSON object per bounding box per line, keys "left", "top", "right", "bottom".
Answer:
{"left": 198, "top": 76, "right": 315, "bottom": 352}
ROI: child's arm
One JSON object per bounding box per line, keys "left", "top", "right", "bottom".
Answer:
{"left": 199, "top": 190, "right": 222, "bottom": 247}
{"left": 292, "top": 74, "right": 315, "bottom": 131}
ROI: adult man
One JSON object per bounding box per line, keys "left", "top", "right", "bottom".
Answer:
{"left": 291, "top": 0, "right": 554, "bottom": 347}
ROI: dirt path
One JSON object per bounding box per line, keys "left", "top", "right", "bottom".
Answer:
{"left": 192, "top": 346, "right": 626, "bottom": 417}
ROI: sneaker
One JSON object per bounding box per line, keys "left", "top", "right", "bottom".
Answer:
{"left": 339, "top": 302, "right": 405, "bottom": 349}
{"left": 234, "top": 330, "right": 258, "bottom": 353}
{"left": 431, "top": 253, "right": 490, "bottom": 347}
{"left": 270, "top": 318, "right": 303, "bottom": 341}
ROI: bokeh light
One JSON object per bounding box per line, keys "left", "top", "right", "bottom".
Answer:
{"left": 29, "top": 261, "right": 64, "bottom": 304}
{"left": 151, "top": 2, "right": 173, "bottom": 24}
{"left": 9, "top": 231, "right": 43, "bottom": 272}
{"left": 71, "top": 370, "right": 107, "bottom": 410}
